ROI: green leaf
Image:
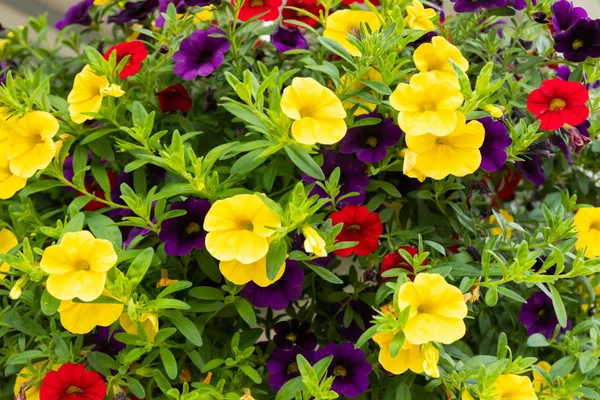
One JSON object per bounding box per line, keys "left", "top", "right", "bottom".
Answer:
{"left": 126, "top": 248, "right": 154, "bottom": 291}
{"left": 153, "top": 370, "right": 172, "bottom": 394}
{"left": 449, "top": 59, "right": 472, "bottom": 99}
{"left": 188, "top": 286, "right": 225, "bottom": 301}
{"left": 86, "top": 212, "right": 123, "bottom": 248}
{"left": 239, "top": 364, "right": 262, "bottom": 384}
{"left": 144, "top": 299, "right": 190, "bottom": 310}
{"left": 485, "top": 287, "right": 498, "bottom": 307}
{"left": 19, "top": 180, "right": 63, "bottom": 197}
{"left": 230, "top": 148, "right": 270, "bottom": 175}
{"left": 160, "top": 347, "right": 178, "bottom": 379}
{"left": 317, "top": 36, "right": 354, "bottom": 63}
{"left": 61, "top": 212, "right": 85, "bottom": 238}
{"left": 165, "top": 311, "right": 203, "bottom": 346}
{"left": 195, "top": 250, "right": 221, "bottom": 283}
{"left": 549, "top": 285, "right": 568, "bottom": 328}
{"left": 526, "top": 333, "right": 549, "bottom": 347}
{"left": 235, "top": 298, "right": 257, "bottom": 326}
{"left": 284, "top": 145, "right": 325, "bottom": 180}
{"left": 579, "top": 351, "right": 598, "bottom": 374}
{"left": 126, "top": 377, "right": 146, "bottom": 399}
{"left": 550, "top": 355, "right": 577, "bottom": 378}
{"left": 40, "top": 289, "right": 60, "bottom": 316}
{"left": 266, "top": 239, "right": 287, "bottom": 280}
{"left": 475, "top": 62, "right": 494, "bottom": 94}
{"left": 276, "top": 377, "right": 304, "bottom": 400}
{"left": 303, "top": 261, "right": 343, "bottom": 284}
{"left": 361, "top": 80, "right": 391, "bottom": 95}
{"left": 157, "top": 281, "right": 193, "bottom": 299}
{"left": 201, "top": 358, "right": 225, "bottom": 373}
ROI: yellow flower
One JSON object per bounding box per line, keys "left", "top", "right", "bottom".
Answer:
{"left": 120, "top": 312, "right": 159, "bottom": 341}
{"left": 280, "top": 77, "right": 347, "bottom": 145}
{"left": 67, "top": 65, "right": 124, "bottom": 124}
{"left": 490, "top": 209, "right": 514, "bottom": 238}
{"left": 406, "top": 0, "right": 437, "bottom": 30}
{"left": 194, "top": 7, "right": 215, "bottom": 22}
{"left": 220, "top": 255, "right": 285, "bottom": 286}
{"left": 373, "top": 332, "right": 440, "bottom": 377}
{"left": 323, "top": 10, "right": 381, "bottom": 57}
{"left": 389, "top": 72, "right": 464, "bottom": 136}
{"left": 0, "top": 228, "right": 18, "bottom": 279}
{"left": 94, "top": 0, "right": 110, "bottom": 4}
{"left": 402, "top": 113, "right": 484, "bottom": 182}
{"left": 574, "top": 207, "right": 600, "bottom": 258}
{"left": 397, "top": 273, "right": 468, "bottom": 344}
{"left": 6, "top": 111, "right": 58, "bottom": 178}
{"left": 482, "top": 104, "right": 503, "bottom": 118}
{"left": 58, "top": 298, "right": 123, "bottom": 334}
{"left": 491, "top": 374, "right": 537, "bottom": 400}
{"left": 339, "top": 69, "right": 383, "bottom": 116}
{"left": 413, "top": 36, "right": 468, "bottom": 85}
{"left": 302, "top": 225, "right": 327, "bottom": 258}
{"left": 14, "top": 362, "right": 60, "bottom": 400}
{"left": 40, "top": 231, "right": 118, "bottom": 302}
{"left": 0, "top": 143, "right": 27, "bottom": 199}
{"left": 204, "top": 194, "right": 282, "bottom": 264}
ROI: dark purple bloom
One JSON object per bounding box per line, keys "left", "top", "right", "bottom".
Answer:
{"left": 108, "top": 0, "right": 159, "bottom": 25}
{"left": 517, "top": 140, "right": 553, "bottom": 186}
{"left": 337, "top": 300, "right": 375, "bottom": 343}
{"left": 384, "top": 171, "right": 422, "bottom": 196}
{"left": 302, "top": 151, "right": 369, "bottom": 207}
{"left": 267, "top": 347, "right": 313, "bottom": 392}
{"left": 452, "top": 0, "right": 506, "bottom": 13}
{"left": 0, "top": 59, "right": 16, "bottom": 86}
{"left": 551, "top": 0, "right": 588, "bottom": 33}
{"left": 240, "top": 260, "right": 305, "bottom": 310}
{"left": 173, "top": 27, "right": 230, "bottom": 80}
{"left": 273, "top": 319, "right": 317, "bottom": 351}
{"left": 406, "top": 31, "right": 437, "bottom": 48}
{"left": 271, "top": 26, "right": 309, "bottom": 53}
{"left": 55, "top": 0, "right": 94, "bottom": 30}
{"left": 519, "top": 292, "right": 571, "bottom": 339}
{"left": 506, "top": 0, "right": 526, "bottom": 10}
{"left": 108, "top": 172, "right": 134, "bottom": 218}
{"left": 554, "top": 19, "right": 600, "bottom": 63}
{"left": 88, "top": 327, "right": 126, "bottom": 356}
{"left": 478, "top": 117, "right": 512, "bottom": 171}
{"left": 158, "top": 197, "right": 210, "bottom": 256}
{"left": 339, "top": 113, "right": 402, "bottom": 163}
{"left": 314, "top": 343, "right": 372, "bottom": 398}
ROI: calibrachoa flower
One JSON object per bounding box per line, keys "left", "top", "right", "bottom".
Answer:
{"left": 40, "top": 363, "right": 106, "bottom": 400}
{"left": 0, "top": 141, "right": 27, "bottom": 200}
{"left": 108, "top": 0, "right": 159, "bottom": 25}
{"left": 173, "top": 27, "right": 231, "bottom": 80}
{"left": 282, "top": 0, "right": 323, "bottom": 27}
{"left": 323, "top": 10, "right": 381, "bottom": 57}
{"left": 55, "top": 0, "right": 94, "bottom": 30}
{"left": 313, "top": 343, "right": 372, "bottom": 398}
{"left": 452, "top": 0, "right": 506, "bottom": 13}
{"left": 0, "top": 228, "right": 17, "bottom": 279}
{"left": 516, "top": 140, "right": 552, "bottom": 186}
{"left": 159, "top": 197, "right": 211, "bottom": 257}
{"left": 103, "top": 40, "right": 148, "bottom": 79}
{"left": 58, "top": 298, "right": 123, "bottom": 334}
{"left": 526, "top": 78, "right": 589, "bottom": 130}
{"left": 301, "top": 225, "right": 327, "bottom": 257}
{"left": 373, "top": 332, "right": 439, "bottom": 377}
{"left": 238, "top": 0, "right": 282, "bottom": 21}
{"left": 89, "top": 326, "right": 126, "bottom": 355}
{"left": 267, "top": 347, "right": 312, "bottom": 392}
{"left": 120, "top": 312, "right": 159, "bottom": 341}
{"left": 271, "top": 26, "right": 309, "bottom": 53}
{"left": 491, "top": 374, "right": 537, "bottom": 400}
{"left": 339, "top": 69, "right": 383, "bottom": 116}
{"left": 554, "top": 19, "right": 600, "bottom": 62}
{"left": 329, "top": 205, "right": 383, "bottom": 257}
{"left": 489, "top": 208, "right": 514, "bottom": 237}
{"left": 413, "top": 36, "right": 468, "bottom": 86}
{"left": 398, "top": 273, "right": 468, "bottom": 344}
{"left": 380, "top": 245, "right": 423, "bottom": 283}
{"left": 552, "top": 0, "right": 588, "bottom": 33}
{"left": 390, "top": 72, "right": 464, "bottom": 136}
{"left": 40, "top": 231, "right": 118, "bottom": 301}
{"left": 240, "top": 260, "right": 304, "bottom": 309}
{"left": 273, "top": 319, "right": 317, "bottom": 351}
{"left": 519, "top": 292, "right": 571, "bottom": 339}
{"left": 405, "top": 0, "right": 436, "bottom": 31}
{"left": 156, "top": 83, "right": 193, "bottom": 113}
{"left": 220, "top": 254, "right": 285, "bottom": 286}
{"left": 478, "top": 117, "right": 512, "bottom": 171}
{"left": 573, "top": 207, "right": 600, "bottom": 258}
{"left": 338, "top": 113, "right": 403, "bottom": 163}
{"left": 280, "top": 77, "right": 347, "bottom": 145}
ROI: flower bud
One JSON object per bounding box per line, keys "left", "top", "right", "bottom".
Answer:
{"left": 566, "top": 125, "right": 591, "bottom": 154}
{"left": 158, "top": 44, "right": 169, "bottom": 54}
{"left": 532, "top": 12, "right": 548, "bottom": 23}
{"left": 10, "top": 277, "right": 26, "bottom": 300}
{"left": 301, "top": 225, "right": 327, "bottom": 258}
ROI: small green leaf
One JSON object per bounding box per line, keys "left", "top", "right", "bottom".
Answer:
{"left": 266, "top": 239, "right": 287, "bottom": 280}
{"left": 240, "top": 364, "right": 262, "bottom": 384}
{"left": 165, "top": 311, "right": 203, "bottom": 346}
{"left": 126, "top": 248, "right": 154, "bottom": 291}
{"left": 188, "top": 286, "right": 225, "bottom": 301}
{"left": 549, "top": 285, "right": 567, "bottom": 328}
{"left": 303, "top": 261, "right": 343, "bottom": 284}
{"left": 235, "top": 298, "right": 257, "bottom": 326}
{"left": 40, "top": 289, "right": 60, "bottom": 316}
{"left": 159, "top": 347, "right": 178, "bottom": 379}
{"left": 284, "top": 145, "right": 325, "bottom": 180}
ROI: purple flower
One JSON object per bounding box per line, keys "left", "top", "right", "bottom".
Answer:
{"left": 452, "top": 0, "right": 506, "bottom": 13}
{"left": 338, "top": 113, "right": 402, "bottom": 163}
{"left": 173, "top": 27, "right": 230, "bottom": 80}
{"left": 314, "top": 343, "right": 372, "bottom": 398}
{"left": 108, "top": 172, "right": 134, "bottom": 218}
{"left": 56, "top": 0, "right": 94, "bottom": 30}
{"left": 240, "top": 260, "right": 304, "bottom": 310}
{"left": 158, "top": 197, "right": 210, "bottom": 256}
{"left": 551, "top": 0, "right": 588, "bottom": 33}
{"left": 407, "top": 31, "right": 437, "bottom": 48}
{"left": 302, "top": 151, "right": 369, "bottom": 207}
{"left": 108, "top": 0, "right": 159, "bottom": 25}
{"left": 271, "top": 26, "right": 309, "bottom": 53}
{"left": 554, "top": 19, "right": 600, "bottom": 63}
{"left": 267, "top": 347, "right": 313, "bottom": 392}
{"left": 273, "top": 319, "right": 317, "bottom": 351}
{"left": 519, "top": 292, "right": 571, "bottom": 339}
{"left": 0, "top": 59, "right": 16, "bottom": 86}
{"left": 517, "top": 140, "right": 553, "bottom": 186}
{"left": 336, "top": 300, "right": 375, "bottom": 343}
{"left": 384, "top": 171, "right": 422, "bottom": 196}
{"left": 88, "top": 327, "right": 126, "bottom": 356}
{"left": 478, "top": 117, "right": 512, "bottom": 171}
{"left": 506, "top": 0, "right": 527, "bottom": 10}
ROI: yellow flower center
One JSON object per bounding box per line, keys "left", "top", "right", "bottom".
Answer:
{"left": 537, "top": 308, "right": 545, "bottom": 317}
{"left": 366, "top": 137, "right": 378, "bottom": 147}
{"left": 572, "top": 39, "right": 584, "bottom": 50}
{"left": 186, "top": 222, "right": 201, "bottom": 235}
{"left": 75, "top": 261, "right": 91, "bottom": 271}
{"left": 287, "top": 362, "right": 299, "bottom": 374}
{"left": 346, "top": 224, "right": 361, "bottom": 232}
{"left": 423, "top": 102, "right": 436, "bottom": 111}
{"left": 250, "top": 0, "right": 264, "bottom": 6}
{"left": 286, "top": 332, "right": 297, "bottom": 342}
{"left": 417, "top": 303, "right": 436, "bottom": 314}
{"left": 549, "top": 98, "right": 566, "bottom": 111}
{"left": 333, "top": 365, "right": 348, "bottom": 377}
{"left": 435, "top": 137, "right": 445, "bottom": 144}
{"left": 238, "top": 220, "right": 254, "bottom": 231}
{"left": 66, "top": 386, "right": 84, "bottom": 394}
{"left": 590, "top": 221, "right": 600, "bottom": 231}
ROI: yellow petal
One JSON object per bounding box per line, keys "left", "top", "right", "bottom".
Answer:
{"left": 46, "top": 270, "right": 106, "bottom": 302}
{"left": 58, "top": 299, "right": 123, "bottom": 334}
{"left": 219, "top": 256, "right": 285, "bottom": 286}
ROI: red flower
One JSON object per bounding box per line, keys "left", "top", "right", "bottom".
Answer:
{"left": 329, "top": 205, "right": 383, "bottom": 257}
{"left": 77, "top": 170, "right": 117, "bottom": 211}
{"left": 103, "top": 40, "right": 148, "bottom": 79}
{"left": 40, "top": 363, "right": 106, "bottom": 400}
{"left": 282, "top": 0, "right": 323, "bottom": 27}
{"left": 380, "top": 245, "right": 424, "bottom": 283}
{"left": 527, "top": 78, "right": 589, "bottom": 130}
{"left": 156, "top": 83, "right": 193, "bottom": 113}
{"left": 238, "top": 0, "right": 282, "bottom": 21}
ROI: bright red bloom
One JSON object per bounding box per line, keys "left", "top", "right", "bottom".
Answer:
{"left": 103, "top": 40, "right": 148, "bottom": 79}
{"left": 282, "top": 0, "right": 323, "bottom": 27}
{"left": 329, "top": 206, "right": 383, "bottom": 257}
{"left": 40, "top": 363, "right": 106, "bottom": 400}
{"left": 380, "top": 245, "right": 424, "bottom": 283}
{"left": 156, "top": 83, "right": 193, "bottom": 113}
{"left": 238, "top": 0, "right": 282, "bottom": 21}
{"left": 527, "top": 78, "right": 589, "bottom": 130}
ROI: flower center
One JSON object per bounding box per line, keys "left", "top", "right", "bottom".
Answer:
{"left": 366, "top": 137, "right": 378, "bottom": 147}
{"left": 590, "top": 221, "right": 600, "bottom": 231}
{"left": 250, "top": 0, "right": 264, "bottom": 6}
{"left": 423, "top": 101, "right": 436, "bottom": 111}
{"left": 186, "top": 222, "right": 201, "bottom": 235}
{"left": 549, "top": 98, "right": 566, "bottom": 111}
{"left": 286, "top": 332, "right": 297, "bottom": 342}
{"left": 350, "top": 27, "right": 361, "bottom": 39}
{"left": 417, "top": 303, "right": 436, "bottom": 314}
{"left": 333, "top": 365, "right": 347, "bottom": 377}
{"left": 287, "top": 362, "right": 299, "bottom": 374}
{"left": 75, "top": 261, "right": 91, "bottom": 271}
{"left": 572, "top": 39, "right": 584, "bottom": 50}
{"left": 66, "top": 386, "right": 84, "bottom": 395}
{"left": 346, "top": 224, "right": 361, "bottom": 232}
{"left": 435, "top": 137, "right": 445, "bottom": 144}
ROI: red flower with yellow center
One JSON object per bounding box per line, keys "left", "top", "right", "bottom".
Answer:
{"left": 526, "top": 78, "right": 589, "bottom": 130}
{"left": 329, "top": 205, "right": 383, "bottom": 257}
{"left": 239, "top": 0, "right": 282, "bottom": 21}
{"left": 40, "top": 363, "right": 106, "bottom": 400}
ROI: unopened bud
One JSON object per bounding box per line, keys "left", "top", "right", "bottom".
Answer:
{"left": 158, "top": 44, "right": 169, "bottom": 54}
{"left": 532, "top": 12, "right": 548, "bottom": 23}
{"left": 566, "top": 125, "right": 591, "bottom": 154}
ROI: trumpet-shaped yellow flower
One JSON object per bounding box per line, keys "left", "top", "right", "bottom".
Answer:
{"left": 323, "top": 10, "right": 381, "bottom": 57}
{"left": 406, "top": 0, "right": 437, "bottom": 30}
{"left": 402, "top": 113, "right": 484, "bottom": 182}
{"left": 58, "top": 298, "right": 123, "bottom": 334}
{"left": 7, "top": 111, "right": 58, "bottom": 178}
{"left": 14, "top": 362, "right": 60, "bottom": 400}
{"left": 390, "top": 72, "right": 464, "bottom": 136}
{"left": 220, "top": 255, "right": 285, "bottom": 286}
{"left": 40, "top": 231, "right": 118, "bottom": 302}
{"left": 373, "top": 332, "right": 440, "bottom": 377}
{"left": 194, "top": 7, "right": 214, "bottom": 22}
{"left": 204, "top": 194, "right": 281, "bottom": 264}
{"left": 302, "top": 225, "right": 327, "bottom": 258}
{"left": 491, "top": 374, "right": 537, "bottom": 400}
{"left": 574, "top": 207, "right": 600, "bottom": 258}
{"left": 397, "top": 273, "right": 468, "bottom": 344}
{"left": 413, "top": 36, "right": 468, "bottom": 85}
{"left": 490, "top": 209, "right": 515, "bottom": 238}
{"left": 339, "top": 69, "right": 383, "bottom": 116}
{"left": 94, "top": 0, "right": 110, "bottom": 4}
{"left": 120, "top": 312, "right": 159, "bottom": 341}
{"left": 0, "top": 228, "right": 17, "bottom": 279}
{"left": 281, "top": 77, "right": 347, "bottom": 145}
{"left": 67, "top": 65, "right": 125, "bottom": 124}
